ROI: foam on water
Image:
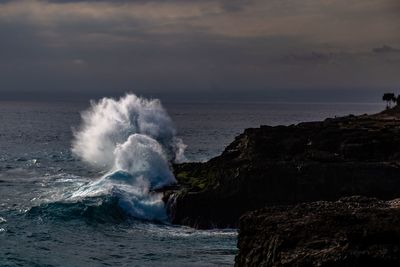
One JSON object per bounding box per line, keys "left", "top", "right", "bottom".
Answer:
{"left": 69, "top": 94, "right": 186, "bottom": 221}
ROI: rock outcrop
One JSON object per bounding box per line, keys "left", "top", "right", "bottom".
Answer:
{"left": 235, "top": 196, "right": 400, "bottom": 267}
{"left": 164, "top": 108, "right": 400, "bottom": 229}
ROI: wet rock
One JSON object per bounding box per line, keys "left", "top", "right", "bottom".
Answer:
{"left": 235, "top": 196, "right": 400, "bottom": 267}
{"left": 165, "top": 108, "right": 400, "bottom": 229}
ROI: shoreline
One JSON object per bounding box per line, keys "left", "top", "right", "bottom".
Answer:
{"left": 161, "top": 106, "right": 400, "bottom": 264}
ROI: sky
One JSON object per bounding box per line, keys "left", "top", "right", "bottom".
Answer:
{"left": 0, "top": 0, "right": 399, "bottom": 102}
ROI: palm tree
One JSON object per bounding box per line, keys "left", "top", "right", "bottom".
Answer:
{"left": 382, "top": 93, "right": 396, "bottom": 109}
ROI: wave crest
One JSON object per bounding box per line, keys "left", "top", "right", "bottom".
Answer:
{"left": 67, "top": 94, "right": 185, "bottom": 222}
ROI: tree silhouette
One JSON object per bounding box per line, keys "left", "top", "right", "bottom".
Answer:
{"left": 382, "top": 93, "right": 396, "bottom": 109}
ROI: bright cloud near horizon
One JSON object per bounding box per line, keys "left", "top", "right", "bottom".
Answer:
{"left": 0, "top": 0, "right": 399, "bottom": 100}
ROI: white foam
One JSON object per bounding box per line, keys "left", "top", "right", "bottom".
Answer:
{"left": 71, "top": 93, "right": 185, "bottom": 221}
{"left": 72, "top": 93, "right": 185, "bottom": 169}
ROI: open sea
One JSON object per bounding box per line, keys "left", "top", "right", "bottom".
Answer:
{"left": 0, "top": 98, "right": 383, "bottom": 266}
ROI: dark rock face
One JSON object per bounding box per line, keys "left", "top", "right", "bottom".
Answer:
{"left": 235, "top": 196, "right": 400, "bottom": 267}
{"left": 165, "top": 110, "right": 400, "bottom": 229}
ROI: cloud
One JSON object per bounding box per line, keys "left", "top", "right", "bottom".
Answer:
{"left": 373, "top": 45, "right": 400, "bottom": 54}
{"left": 0, "top": 0, "right": 399, "bottom": 97}
{"left": 284, "top": 45, "right": 400, "bottom": 66}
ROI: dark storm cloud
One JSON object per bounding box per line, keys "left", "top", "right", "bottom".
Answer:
{"left": 284, "top": 52, "right": 340, "bottom": 65}
{"left": 44, "top": 0, "right": 255, "bottom": 13}
{"left": 373, "top": 45, "right": 400, "bottom": 54}
{"left": 0, "top": 0, "right": 399, "bottom": 100}
{"left": 285, "top": 46, "right": 400, "bottom": 66}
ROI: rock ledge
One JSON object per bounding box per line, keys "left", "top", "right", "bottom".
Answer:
{"left": 235, "top": 196, "right": 400, "bottom": 267}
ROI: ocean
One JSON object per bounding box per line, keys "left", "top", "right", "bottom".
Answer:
{"left": 0, "top": 96, "right": 383, "bottom": 266}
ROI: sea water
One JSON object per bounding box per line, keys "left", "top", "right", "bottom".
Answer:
{"left": 0, "top": 96, "right": 382, "bottom": 266}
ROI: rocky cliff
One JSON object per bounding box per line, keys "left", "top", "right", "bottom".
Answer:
{"left": 235, "top": 196, "right": 400, "bottom": 267}
{"left": 164, "top": 107, "right": 400, "bottom": 229}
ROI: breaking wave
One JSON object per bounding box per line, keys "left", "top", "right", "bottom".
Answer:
{"left": 43, "top": 93, "right": 187, "bottom": 222}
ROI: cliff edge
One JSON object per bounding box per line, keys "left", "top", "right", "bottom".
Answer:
{"left": 164, "top": 107, "right": 400, "bottom": 229}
